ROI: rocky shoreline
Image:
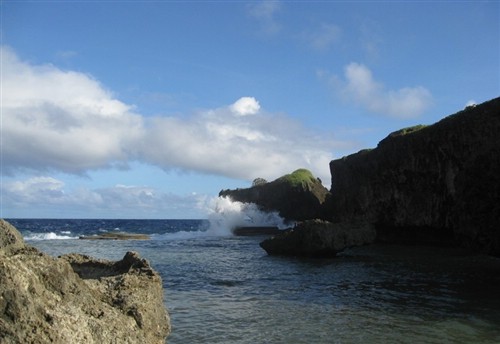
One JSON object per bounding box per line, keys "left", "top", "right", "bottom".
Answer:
{"left": 225, "top": 97, "right": 500, "bottom": 257}
{"left": 79, "top": 232, "right": 150, "bottom": 240}
{"left": 260, "top": 220, "right": 376, "bottom": 257}
{"left": 0, "top": 219, "right": 170, "bottom": 344}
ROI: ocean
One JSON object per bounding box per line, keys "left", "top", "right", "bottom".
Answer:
{"left": 7, "top": 215, "right": 500, "bottom": 344}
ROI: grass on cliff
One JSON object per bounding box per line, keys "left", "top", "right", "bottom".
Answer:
{"left": 391, "top": 124, "right": 428, "bottom": 137}
{"left": 277, "top": 169, "right": 317, "bottom": 188}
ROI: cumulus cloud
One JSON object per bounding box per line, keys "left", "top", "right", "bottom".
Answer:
{"left": 334, "top": 62, "right": 433, "bottom": 119}
{"left": 2, "top": 46, "right": 144, "bottom": 174}
{"left": 2, "top": 46, "right": 341, "bottom": 184}
{"left": 141, "top": 102, "right": 336, "bottom": 182}
{"left": 230, "top": 96, "right": 260, "bottom": 116}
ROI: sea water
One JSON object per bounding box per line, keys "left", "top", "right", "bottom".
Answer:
{"left": 6, "top": 202, "right": 500, "bottom": 344}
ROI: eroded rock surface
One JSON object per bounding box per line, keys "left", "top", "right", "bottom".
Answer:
{"left": 220, "top": 169, "right": 330, "bottom": 221}
{"left": 0, "top": 219, "right": 170, "bottom": 344}
{"left": 260, "top": 219, "right": 376, "bottom": 257}
{"left": 329, "top": 97, "right": 500, "bottom": 255}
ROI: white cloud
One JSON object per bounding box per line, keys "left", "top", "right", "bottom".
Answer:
{"left": 230, "top": 96, "right": 260, "bottom": 116}
{"left": 465, "top": 100, "right": 477, "bottom": 107}
{"left": 1, "top": 176, "right": 205, "bottom": 218}
{"left": 303, "top": 23, "right": 341, "bottom": 51}
{"left": 55, "top": 50, "right": 78, "bottom": 61}
{"left": 247, "top": 0, "right": 282, "bottom": 35}
{"left": 141, "top": 101, "right": 337, "bottom": 182}
{"left": 4, "top": 176, "right": 67, "bottom": 203}
{"left": 2, "top": 46, "right": 144, "bottom": 174}
{"left": 334, "top": 62, "right": 433, "bottom": 119}
{"left": 2, "top": 46, "right": 342, "bottom": 184}
{"left": 358, "top": 20, "right": 384, "bottom": 60}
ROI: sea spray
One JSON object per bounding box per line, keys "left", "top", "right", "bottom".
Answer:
{"left": 206, "top": 196, "right": 290, "bottom": 235}
{"left": 24, "top": 232, "right": 79, "bottom": 240}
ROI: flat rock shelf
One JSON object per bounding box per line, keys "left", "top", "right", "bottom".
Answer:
{"left": 79, "top": 232, "right": 150, "bottom": 240}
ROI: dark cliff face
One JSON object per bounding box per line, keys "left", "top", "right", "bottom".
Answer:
{"left": 329, "top": 98, "right": 500, "bottom": 255}
{"left": 219, "top": 169, "right": 330, "bottom": 221}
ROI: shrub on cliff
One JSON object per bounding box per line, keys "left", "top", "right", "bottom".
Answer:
{"left": 252, "top": 177, "right": 268, "bottom": 186}
{"left": 277, "top": 168, "right": 318, "bottom": 188}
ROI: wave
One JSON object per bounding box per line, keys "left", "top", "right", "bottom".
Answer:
{"left": 205, "top": 196, "right": 290, "bottom": 236}
{"left": 24, "top": 232, "right": 78, "bottom": 241}
{"left": 15, "top": 201, "right": 288, "bottom": 241}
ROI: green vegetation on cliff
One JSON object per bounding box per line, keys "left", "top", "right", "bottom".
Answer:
{"left": 220, "top": 168, "right": 330, "bottom": 221}
{"left": 379, "top": 124, "right": 429, "bottom": 146}
{"left": 329, "top": 97, "right": 500, "bottom": 256}
{"left": 276, "top": 168, "right": 317, "bottom": 188}
{"left": 393, "top": 124, "right": 428, "bottom": 136}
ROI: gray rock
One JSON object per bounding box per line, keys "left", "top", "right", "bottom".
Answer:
{"left": 78, "top": 232, "right": 150, "bottom": 240}
{"left": 0, "top": 219, "right": 25, "bottom": 252}
{"left": 260, "top": 219, "right": 376, "bottom": 257}
{"left": 328, "top": 97, "right": 500, "bottom": 255}
{"left": 220, "top": 169, "right": 330, "bottom": 221}
{"left": 0, "top": 219, "right": 170, "bottom": 344}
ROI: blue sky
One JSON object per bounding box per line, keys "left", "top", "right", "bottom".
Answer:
{"left": 1, "top": 0, "right": 498, "bottom": 219}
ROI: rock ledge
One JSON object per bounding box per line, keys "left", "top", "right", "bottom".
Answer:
{"left": 0, "top": 219, "right": 170, "bottom": 344}
{"left": 260, "top": 219, "right": 376, "bottom": 257}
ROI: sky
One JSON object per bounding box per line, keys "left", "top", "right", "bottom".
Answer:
{"left": 1, "top": 0, "right": 499, "bottom": 219}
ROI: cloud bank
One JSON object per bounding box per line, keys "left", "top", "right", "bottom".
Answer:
{"left": 334, "top": 62, "right": 433, "bottom": 119}
{"left": 2, "top": 46, "right": 338, "bottom": 183}
{"left": 1, "top": 176, "right": 204, "bottom": 218}
{"left": 2, "top": 47, "right": 144, "bottom": 174}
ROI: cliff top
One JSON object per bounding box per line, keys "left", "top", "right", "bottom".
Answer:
{"left": 220, "top": 168, "right": 330, "bottom": 221}
{"left": 328, "top": 97, "right": 500, "bottom": 255}
{"left": 275, "top": 168, "right": 320, "bottom": 188}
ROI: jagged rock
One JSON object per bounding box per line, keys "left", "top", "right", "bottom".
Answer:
{"left": 0, "top": 219, "right": 170, "bottom": 344}
{"left": 328, "top": 97, "right": 500, "bottom": 255}
{"left": 220, "top": 169, "right": 330, "bottom": 221}
{"left": 260, "top": 219, "right": 376, "bottom": 257}
{"left": 0, "top": 219, "right": 25, "bottom": 252}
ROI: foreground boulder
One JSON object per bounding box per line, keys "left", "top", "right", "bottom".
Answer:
{"left": 328, "top": 97, "right": 500, "bottom": 255}
{"left": 260, "top": 219, "right": 376, "bottom": 257}
{"left": 0, "top": 219, "right": 170, "bottom": 344}
{"left": 220, "top": 169, "right": 330, "bottom": 221}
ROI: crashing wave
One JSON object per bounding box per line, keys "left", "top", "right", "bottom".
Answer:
{"left": 24, "top": 232, "right": 78, "bottom": 240}
{"left": 206, "top": 196, "right": 290, "bottom": 236}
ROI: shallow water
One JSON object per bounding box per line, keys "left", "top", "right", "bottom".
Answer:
{"left": 9, "top": 219, "right": 500, "bottom": 344}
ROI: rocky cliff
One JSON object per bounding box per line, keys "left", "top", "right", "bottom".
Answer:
{"left": 0, "top": 219, "right": 170, "bottom": 343}
{"left": 329, "top": 97, "right": 500, "bottom": 255}
{"left": 219, "top": 98, "right": 500, "bottom": 257}
{"left": 260, "top": 220, "right": 376, "bottom": 257}
{"left": 219, "top": 169, "right": 330, "bottom": 221}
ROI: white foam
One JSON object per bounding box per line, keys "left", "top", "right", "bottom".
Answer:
{"left": 24, "top": 232, "right": 78, "bottom": 241}
{"left": 205, "top": 196, "right": 290, "bottom": 236}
